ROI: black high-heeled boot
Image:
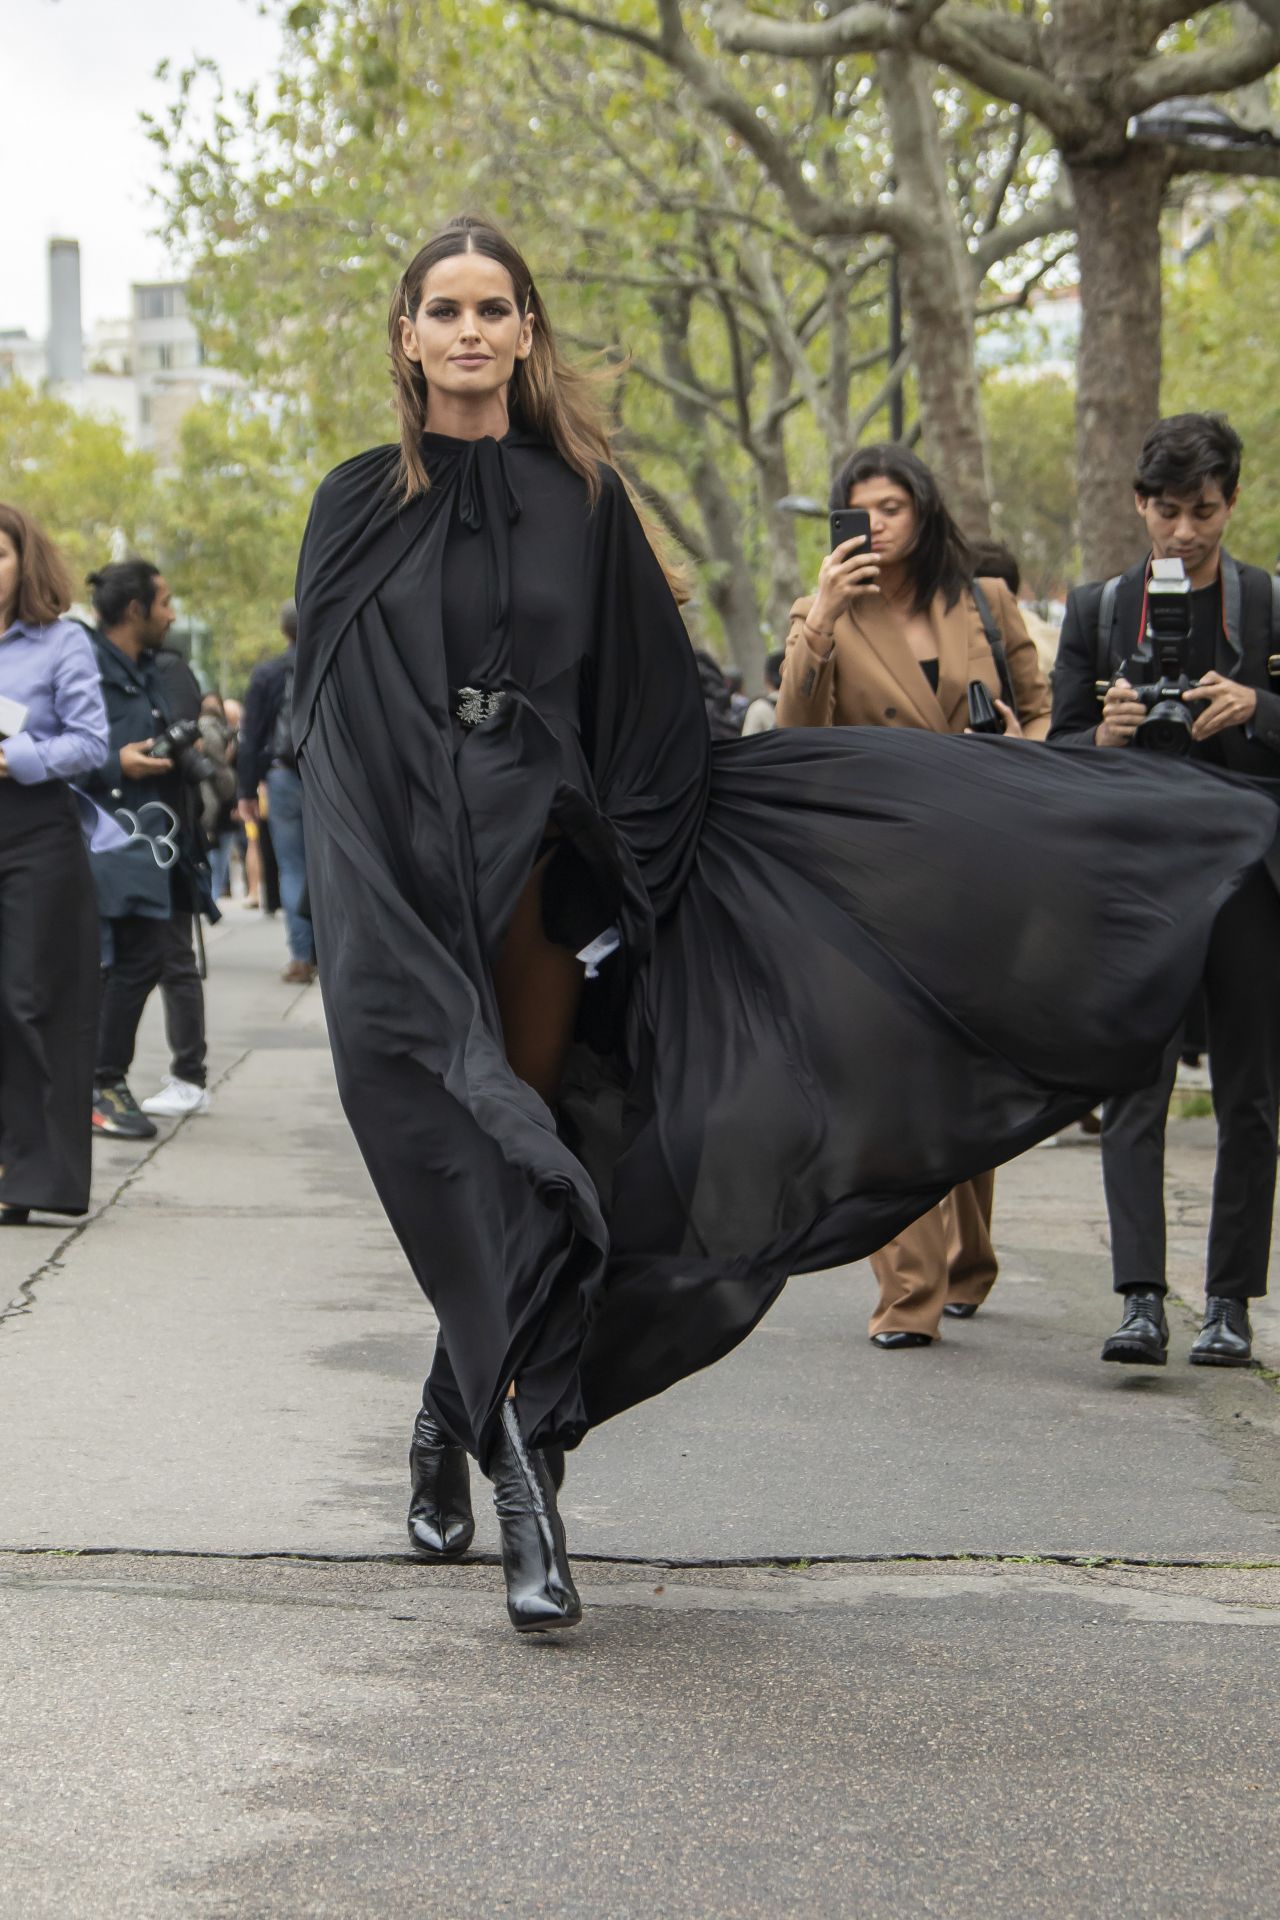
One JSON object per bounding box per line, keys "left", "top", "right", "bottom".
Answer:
{"left": 488, "top": 1399, "right": 581, "bottom": 1633}
{"left": 407, "top": 1408, "right": 475, "bottom": 1558}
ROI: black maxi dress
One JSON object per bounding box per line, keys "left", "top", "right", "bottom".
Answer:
{"left": 295, "top": 427, "right": 1277, "bottom": 1462}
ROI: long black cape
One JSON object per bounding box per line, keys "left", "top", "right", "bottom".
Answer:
{"left": 295, "top": 430, "right": 1276, "bottom": 1459}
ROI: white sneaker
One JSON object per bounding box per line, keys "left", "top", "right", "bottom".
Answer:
{"left": 140, "top": 1077, "right": 211, "bottom": 1118}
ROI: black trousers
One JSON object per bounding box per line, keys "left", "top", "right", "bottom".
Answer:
{"left": 98, "top": 909, "right": 207, "bottom": 1088}
{"left": 1102, "top": 865, "right": 1280, "bottom": 1300}
{"left": 0, "top": 782, "right": 98, "bottom": 1214}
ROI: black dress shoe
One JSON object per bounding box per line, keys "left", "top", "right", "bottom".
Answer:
{"left": 1188, "top": 1298, "right": 1253, "bottom": 1368}
{"left": 943, "top": 1301, "right": 979, "bottom": 1319}
{"left": 407, "top": 1408, "right": 475, "bottom": 1558}
{"left": 871, "top": 1331, "right": 933, "bottom": 1349}
{"left": 488, "top": 1398, "right": 581, "bottom": 1633}
{"left": 1101, "top": 1288, "right": 1168, "bottom": 1365}
{"left": 0, "top": 1206, "right": 31, "bottom": 1226}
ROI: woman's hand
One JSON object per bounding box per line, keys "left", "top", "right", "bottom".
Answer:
{"left": 808, "top": 536, "right": 881, "bottom": 638}
{"left": 994, "top": 700, "right": 1024, "bottom": 739}
{"left": 0, "top": 747, "right": 8, "bottom": 778}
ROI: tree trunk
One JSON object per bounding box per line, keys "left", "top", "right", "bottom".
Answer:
{"left": 699, "top": 460, "right": 767, "bottom": 682}
{"left": 878, "top": 51, "right": 993, "bottom": 538}
{"left": 650, "top": 291, "right": 765, "bottom": 682}
{"left": 754, "top": 351, "right": 801, "bottom": 651}
{"left": 1069, "top": 147, "right": 1168, "bottom": 579}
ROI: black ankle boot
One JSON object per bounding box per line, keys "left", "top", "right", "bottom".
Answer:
{"left": 407, "top": 1408, "right": 475, "bottom": 1558}
{"left": 488, "top": 1399, "right": 581, "bottom": 1633}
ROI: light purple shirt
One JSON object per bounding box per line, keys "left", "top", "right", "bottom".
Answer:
{"left": 0, "top": 616, "right": 109, "bottom": 785}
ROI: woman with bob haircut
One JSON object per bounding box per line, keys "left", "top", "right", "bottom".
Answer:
{"left": 0, "top": 504, "right": 108, "bottom": 1222}
{"left": 295, "top": 214, "right": 1274, "bottom": 1634}
{"left": 777, "top": 443, "right": 1050, "bottom": 1351}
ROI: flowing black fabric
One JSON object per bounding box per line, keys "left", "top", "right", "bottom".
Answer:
{"left": 295, "top": 430, "right": 1277, "bottom": 1459}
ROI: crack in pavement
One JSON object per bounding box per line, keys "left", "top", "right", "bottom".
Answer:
{"left": 0, "top": 1045, "right": 253, "bottom": 1338}
{"left": 3, "top": 1544, "right": 1278, "bottom": 1569}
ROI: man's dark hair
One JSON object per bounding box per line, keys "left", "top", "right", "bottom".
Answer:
{"left": 829, "top": 442, "right": 974, "bottom": 615}
{"left": 87, "top": 558, "right": 161, "bottom": 628}
{"left": 1134, "top": 413, "right": 1242, "bottom": 503}
{"left": 280, "top": 598, "right": 298, "bottom": 642}
{"left": 970, "top": 540, "right": 1021, "bottom": 596}
{"left": 764, "top": 649, "right": 785, "bottom": 692}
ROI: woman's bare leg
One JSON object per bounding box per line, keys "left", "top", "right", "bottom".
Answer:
{"left": 493, "top": 852, "right": 583, "bottom": 1107}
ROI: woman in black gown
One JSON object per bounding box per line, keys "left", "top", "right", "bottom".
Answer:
{"left": 295, "top": 216, "right": 1276, "bottom": 1634}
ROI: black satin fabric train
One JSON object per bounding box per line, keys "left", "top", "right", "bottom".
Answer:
{"left": 294, "top": 428, "right": 1277, "bottom": 1461}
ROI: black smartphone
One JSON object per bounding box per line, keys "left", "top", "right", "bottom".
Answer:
{"left": 829, "top": 507, "right": 872, "bottom": 553}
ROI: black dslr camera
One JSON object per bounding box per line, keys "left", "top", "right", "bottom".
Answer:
{"left": 146, "top": 717, "right": 215, "bottom": 782}
{"left": 1114, "top": 558, "right": 1207, "bottom": 756}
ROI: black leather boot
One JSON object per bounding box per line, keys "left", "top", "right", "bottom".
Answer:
{"left": 407, "top": 1408, "right": 475, "bottom": 1558}
{"left": 488, "top": 1399, "right": 581, "bottom": 1633}
{"left": 1188, "top": 1298, "right": 1253, "bottom": 1368}
{"left": 1101, "top": 1288, "right": 1168, "bottom": 1365}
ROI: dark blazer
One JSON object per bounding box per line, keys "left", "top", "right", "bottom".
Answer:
{"left": 1049, "top": 550, "right": 1280, "bottom": 884}
{"left": 80, "top": 637, "right": 204, "bottom": 919}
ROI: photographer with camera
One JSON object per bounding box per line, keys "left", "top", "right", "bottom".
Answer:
{"left": 1051, "top": 413, "right": 1280, "bottom": 1367}
{"left": 81, "top": 560, "right": 215, "bottom": 1139}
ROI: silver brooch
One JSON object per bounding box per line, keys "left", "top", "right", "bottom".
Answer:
{"left": 455, "top": 686, "right": 507, "bottom": 728}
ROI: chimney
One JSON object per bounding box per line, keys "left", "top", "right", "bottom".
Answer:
{"left": 48, "top": 238, "right": 83, "bottom": 385}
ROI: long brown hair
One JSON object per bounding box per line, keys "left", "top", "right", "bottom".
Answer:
{"left": 389, "top": 215, "right": 613, "bottom": 504}
{"left": 0, "top": 503, "right": 75, "bottom": 626}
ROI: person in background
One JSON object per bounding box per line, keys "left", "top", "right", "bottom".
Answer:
{"left": 239, "top": 601, "right": 316, "bottom": 983}
{"left": 722, "top": 663, "right": 751, "bottom": 731}
{"left": 742, "top": 651, "right": 784, "bottom": 735}
{"left": 198, "top": 691, "right": 239, "bottom": 900}
{"left": 0, "top": 505, "right": 108, "bottom": 1221}
{"left": 1050, "top": 412, "right": 1280, "bottom": 1369}
{"left": 969, "top": 540, "right": 1060, "bottom": 680}
{"left": 692, "top": 649, "right": 743, "bottom": 741}
{"left": 81, "top": 560, "right": 213, "bottom": 1137}
{"left": 776, "top": 443, "right": 1052, "bottom": 1351}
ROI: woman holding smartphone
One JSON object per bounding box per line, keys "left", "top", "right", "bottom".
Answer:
{"left": 777, "top": 445, "right": 1051, "bottom": 1351}
{"left": 0, "top": 505, "right": 108, "bottom": 1223}
{"left": 296, "top": 216, "right": 1272, "bottom": 1634}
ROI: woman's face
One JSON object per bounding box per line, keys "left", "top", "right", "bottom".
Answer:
{"left": 0, "top": 530, "right": 21, "bottom": 628}
{"left": 400, "top": 254, "right": 534, "bottom": 410}
{"left": 848, "top": 477, "right": 918, "bottom": 569}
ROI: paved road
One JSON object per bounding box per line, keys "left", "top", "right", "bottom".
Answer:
{"left": 3, "top": 911, "right": 1278, "bottom": 1916}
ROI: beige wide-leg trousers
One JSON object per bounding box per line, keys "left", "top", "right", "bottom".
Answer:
{"left": 867, "top": 1172, "right": 997, "bottom": 1339}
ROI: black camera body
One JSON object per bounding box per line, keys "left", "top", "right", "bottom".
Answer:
{"left": 1113, "top": 557, "right": 1207, "bottom": 756}
{"left": 146, "top": 717, "right": 215, "bottom": 782}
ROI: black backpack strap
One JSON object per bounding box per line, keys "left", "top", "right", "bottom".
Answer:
{"left": 1096, "top": 574, "right": 1122, "bottom": 682}
{"left": 969, "top": 579, "right": 1016, "bottom": 712}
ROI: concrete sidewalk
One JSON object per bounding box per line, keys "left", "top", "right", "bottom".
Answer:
{"left": 2, "top": 911, "right": 1278, "bottom": 1917}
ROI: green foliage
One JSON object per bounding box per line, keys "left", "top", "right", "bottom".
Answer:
{"left": 143, "top": 0, "right": 1061, "bottom": 661}
{"left": 1164, "top": 199, "right": 1280, "bottom": 573}
{"left": 0, "top": 382, "right": 156, "bottom": 592}
{"left": 983, "top": 371, "right": 1078, "bottom": 598}
{"left": 150, "top": 399, "right": 312, "bottom": 692}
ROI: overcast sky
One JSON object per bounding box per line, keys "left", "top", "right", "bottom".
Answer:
{"left": 4, "top": 0, "right": 284, "bottom": 339}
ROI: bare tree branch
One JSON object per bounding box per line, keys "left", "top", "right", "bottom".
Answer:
{"left": 848, "top": 343, "right": 914, "bottom": 442}
{"left": 969, "top": 186, "right": 1076, "bottom": 273}
{"left": 974, "top": 242, "right": 1076, "bottom": 315}
{"left": 710, "top": 0, "right": 1084, "bottom": 137}
{"left": 519, "top": 0, "right": 922, "bottom": 245}
{"left": 561, "top": 329, "right": 739, "bottom": 429}
{"left": 980, "top": 106, "right": 1026, "bottom": 237}
{"left": 614, "top": 456, "right": 708, "bottom": 559}
{"left": 1161, "top": 137, "right": 1280, "bottom": 177}
{"left": 1125, "top": 20, "right": 1280, "bottom": 111}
